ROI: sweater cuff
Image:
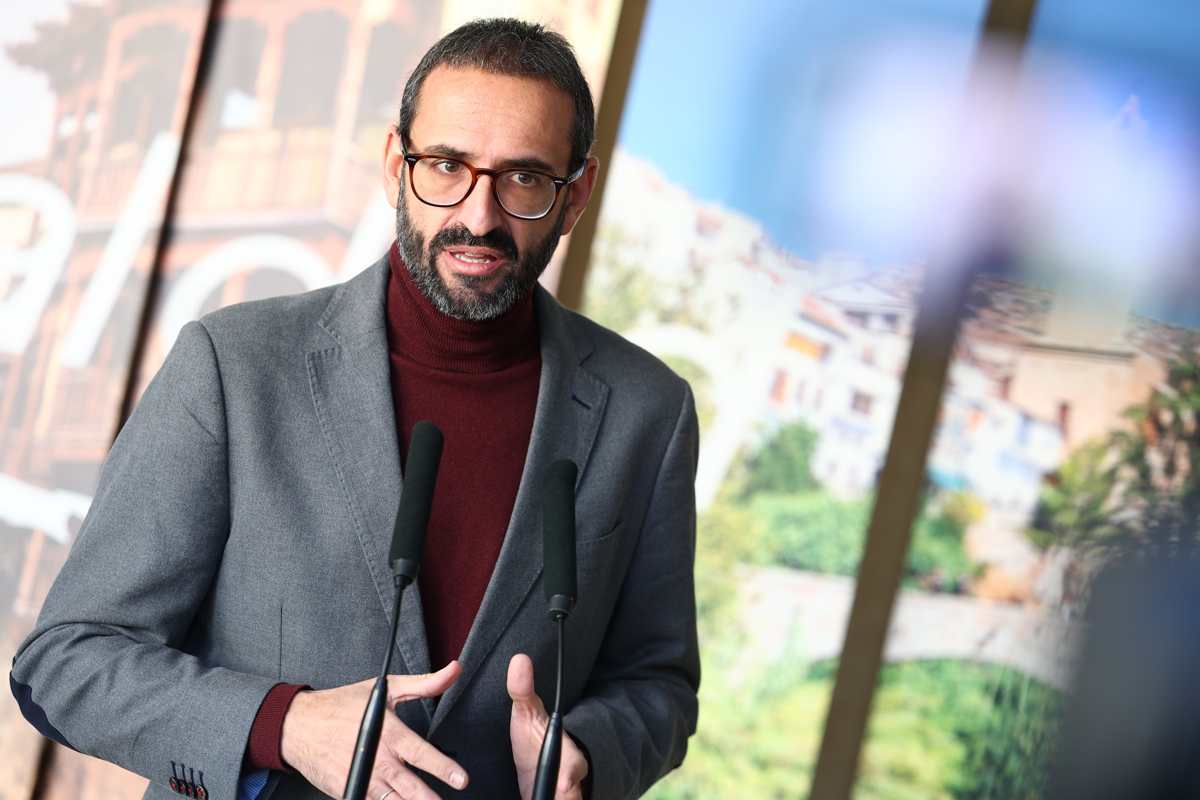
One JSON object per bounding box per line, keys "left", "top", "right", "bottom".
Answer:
{"left": 244, "top": 683, "right": 309, "bottom": 772}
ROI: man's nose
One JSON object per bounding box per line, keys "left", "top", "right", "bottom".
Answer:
{"left": 456, "top": 173, "right": 507, "bottom": 237}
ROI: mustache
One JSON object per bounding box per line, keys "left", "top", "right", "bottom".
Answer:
{"left": 429, "top": 225, "right": 518, "bottom": 261}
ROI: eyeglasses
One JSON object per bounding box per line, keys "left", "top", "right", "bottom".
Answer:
{"left": 402, "top": 152, "right": 586, "bottom": 220}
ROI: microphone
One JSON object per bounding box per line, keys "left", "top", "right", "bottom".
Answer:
{"left": 533, "top": 459, "right": 577, "bottom": 800}
{"left": 542, "top": 459, "right": 578, "bottom": 620}
{"left": 343, "top": 421, "right": 444, "bottom": 800}
{"left": 390, "top": 421, "right": 444, "bottom": 586}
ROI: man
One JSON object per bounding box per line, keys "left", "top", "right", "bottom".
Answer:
{"left": 10, "top": 17, "right": 699, "bottom": 800}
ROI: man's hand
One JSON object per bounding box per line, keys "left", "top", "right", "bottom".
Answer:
{"left": 508, "top": 653, "right": 589, "bottom": 800}
{"left": 280, "top": 661, "right": 468, "bottom": 800}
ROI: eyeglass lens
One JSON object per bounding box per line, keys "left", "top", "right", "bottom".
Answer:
{"left": 412, "top": 158, "right": 557, "bottom": 218}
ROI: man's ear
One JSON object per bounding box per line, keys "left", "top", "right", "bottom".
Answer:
{"left": 559, "top": 156, "right": 600, "bottom": 237}
{"left": 382, "top": 128, "right": 405, "bottom": 209}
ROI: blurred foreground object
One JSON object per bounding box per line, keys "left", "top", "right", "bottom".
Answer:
{"left": 817, "top": 34, "right": 1200, "bottom": 297}
{"left": 1050, "top": 549, "right": 1200, "bottom": 799}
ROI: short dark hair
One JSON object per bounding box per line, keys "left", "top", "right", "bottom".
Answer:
{"left": 398, "top": 18, "right": 595, "bottom": 171}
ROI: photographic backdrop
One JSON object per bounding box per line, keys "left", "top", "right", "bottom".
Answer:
{"left": 2, "top": 0, "right": 1199, "bottom": 798}
{"left": 580, "top": 0, "right": 1200, "bottom": 797}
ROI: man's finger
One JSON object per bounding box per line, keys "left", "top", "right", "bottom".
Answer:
{"left": 506, "top": 652, "right": 543, "bottom": 711}
{"left": 556, "top": 736, "right": 589, "bottom": 795}
{"left": 386, "top": 660, "right": 460, "bottom": 704}
{"left": 557, "top": 770, "right": 586, "bottom": 794}
{"left": 383, "top": 722, "right": 469, "bottom": 791}
{"left": 372, "top": 760, "right": 441, "bottom": 800}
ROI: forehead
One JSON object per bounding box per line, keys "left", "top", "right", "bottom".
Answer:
{"left": 410, "top": 66, "right": 575, "bottom": 171}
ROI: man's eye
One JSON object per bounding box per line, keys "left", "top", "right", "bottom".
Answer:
{"left": 509, "top": 172, "right": 538, "bottom": 187}
{"left": 433, "top": 160, "right": 462, "bottom": 174}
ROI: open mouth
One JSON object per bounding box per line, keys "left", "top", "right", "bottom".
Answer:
{"left": 443, "top": 247, "right": 510, "bottom": 276}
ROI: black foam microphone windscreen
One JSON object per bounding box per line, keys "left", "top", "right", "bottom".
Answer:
{"left": 389, "top": 421, "right": 444, "bottom": 577}
{"left": 543, "top": 459, "right": 578, "bottom": 606}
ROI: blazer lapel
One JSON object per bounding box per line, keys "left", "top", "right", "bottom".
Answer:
{"left": 430, "top": 288, "right": 609, "bottom": 732}
{"left": 307, "top": 257, "right": 434, "bottom": 698}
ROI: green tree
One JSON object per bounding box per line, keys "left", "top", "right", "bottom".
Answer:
{"left": 859, "top": 662, "right": 1060, "bottom": 800}
{"left": 1110, "top": 359, "right": 1200, "bottom": 546}
{"left": 662, "top": 356, "right": 717, "bottom": 434}
{"left": 694, "top": 497, "right": 761, "bottom": 641}
{"left": 1029, "top": 356, "right": 1200, "bottom": 557}
{"left": 1026, "top": 441, "right": 1122, "bottom": 551}
{"left": 581, "top": 222, "right": 664, "bottom": 333}
{"left": 737, "top": 422, "right": 820, "bottom": 499}
{"left": 751, "top": 492, "right": 869, "bottom": 575}
{"left": 749, "top": 486, "right": 979, "bottom": 588}
{"left": 648, "top": 658, "right": 1061, "bottom": 800}
{"left": 907, "top": 508, "right": 978, "bottom": 592}
{"left": 954, "top": 667, "right": 1060, "bottom": 800}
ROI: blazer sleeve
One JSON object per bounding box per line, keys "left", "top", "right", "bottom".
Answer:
{"left": 10, "top": 320, "right": 278, "bottom": 800}
{"left": 562, "top": 382, "right": 702, "bottom": 800}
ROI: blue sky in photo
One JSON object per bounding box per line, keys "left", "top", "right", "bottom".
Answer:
{"left": 1028, "top": 0, "right": 1200, "bottom": 328}
{"left": 614, "top": 0, "right": 1200, "bottom": 328}
{"left": 1029, "top": 0, "right": 1200, "bottom": 114}
{"left": 615, "top": 0, "right": 989, "bottom": 260}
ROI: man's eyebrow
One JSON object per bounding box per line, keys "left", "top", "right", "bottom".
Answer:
{"left": 493, "top": 155, "right": 561, "bottom": 174}
{"left": 417, "top": 143, "right": 472, "bottom": 160}
{"left": 413, "top": 144, "right": 561, "bottom": 175}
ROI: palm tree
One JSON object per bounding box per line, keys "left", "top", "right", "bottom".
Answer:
{"left": 1027, "top": 440, "right": 1123, "bottom": 551}
{"left": 1030, "top": 353, "right": 1200, "bottom": 558}
{"left": 1109, "top": 360, "right": 1200, "bottom": 550}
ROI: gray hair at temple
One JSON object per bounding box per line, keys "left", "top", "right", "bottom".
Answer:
{"left": 398, "top": 18, "right": 596, "bottom": 171}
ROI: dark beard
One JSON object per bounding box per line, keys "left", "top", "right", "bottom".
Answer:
{"left": 394, "top": 186, "right": 566, "bottom": 321}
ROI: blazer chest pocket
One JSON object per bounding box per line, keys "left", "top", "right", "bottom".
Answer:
{"left": 576, "top": 521, "right": 623, "bottom": 576}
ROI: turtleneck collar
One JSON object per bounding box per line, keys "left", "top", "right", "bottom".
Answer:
{"left": 385, "top": 241, "right": 539, "bottom": 373}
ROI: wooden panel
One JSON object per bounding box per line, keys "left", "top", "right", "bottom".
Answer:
{"left": 808, "top": 1, "right": 1041, "bottom": 797}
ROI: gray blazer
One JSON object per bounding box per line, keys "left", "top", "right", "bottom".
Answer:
{"left": 11, "top": 255, "right": 700, "bottom": 800}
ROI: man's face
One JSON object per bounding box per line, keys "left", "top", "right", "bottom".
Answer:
{"left": 384, "top": 66, "right": 597, "bottom": 321}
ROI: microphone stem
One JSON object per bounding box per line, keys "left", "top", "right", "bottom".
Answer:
{"left": 380, "top": 574, "right": 408, "bottom": 677}
{"left": 342, "top": 574, "right": 410, "bottom": 800}
{"left": 553, "top": 614, "right": 564, "bottom": 714}
{"left": 532, "top": 614, "right": 568, "bottom": 800}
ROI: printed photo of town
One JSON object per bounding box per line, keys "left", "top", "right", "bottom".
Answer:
{"left": 582, "top": 1, "right": 1200, "bottom": 797}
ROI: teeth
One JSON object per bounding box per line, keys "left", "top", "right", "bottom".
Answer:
{"left": 454, "top": 252, "right": 493, "bottom": 264}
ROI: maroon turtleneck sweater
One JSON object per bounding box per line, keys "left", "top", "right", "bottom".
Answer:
{"left": 384, "top": 243, "right": 541, "bottom": 667}
{"left": 244, "top": 244, "right": 541, "bottom": 771}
